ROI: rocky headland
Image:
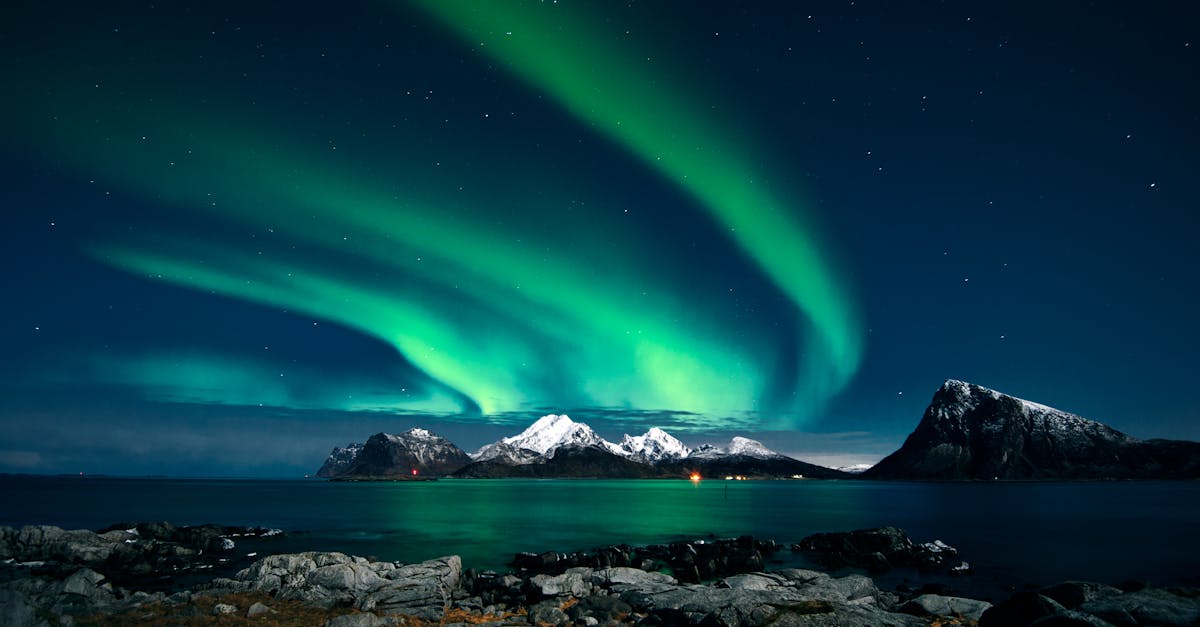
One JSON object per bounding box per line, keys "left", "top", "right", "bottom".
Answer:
{"left": 3, "top": 523, "right": 1198, "bottom": 626}
{"left": 864, "top": 380, "right": 1200, "bottom": 480}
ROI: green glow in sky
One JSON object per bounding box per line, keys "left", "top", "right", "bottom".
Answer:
{"left": 7, "top": 0, "right": 863, "bottom": 429}
{"left": 413, "top": 1, "right": 863, "bottom": 415}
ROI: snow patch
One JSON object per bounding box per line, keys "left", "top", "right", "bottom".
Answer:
{"left": 496, "top": 414, "right": 609, "bottom": 456}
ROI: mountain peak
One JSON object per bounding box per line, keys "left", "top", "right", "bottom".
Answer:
{"left": 863, "top": 380, "right": 1200, "bottom": 480}
{"left": 616, "top": 427, "right": 690, "bottom": 463}
{"left": 500, "top": 414, "right": 608, "bottom": 456}
{"left": 328, "top": 428, "right": 471, "bottom": 478}
{"left": 728, "top": 436, "right": 780, "bottom": 459}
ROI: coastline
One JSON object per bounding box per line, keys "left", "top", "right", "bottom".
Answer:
{"left": 2, "top": 522, "right": 1199, "bottom": 626}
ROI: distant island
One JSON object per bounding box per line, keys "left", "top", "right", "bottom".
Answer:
{"left": 317, "top": 380, "right": 1200, "bottom": 482}
{"left": 317, "top": 416, "right": 847, "bottom": 481}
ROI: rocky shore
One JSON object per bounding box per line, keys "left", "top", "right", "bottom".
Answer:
{"left": 2, "top": 524, "right": 1198, "bottom": 626}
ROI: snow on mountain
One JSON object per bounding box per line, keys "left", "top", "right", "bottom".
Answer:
{"left": 472, "top": 441, "right": 543, "bottom": 464}
{"left": 861, "top": 379, "right": 1188, "bottom": 480}
{"left": 315, "top": 442, "right": 363, "bottom": 477}
{"left": 476, "top": 414, "right": 611, "bottom": 459}
{"left": 340, "top": 427, "right": 472, "bottom": 477}
{"left": 686, "top": 443, "right": 726, "bottom": 460}
{"left": 728, "top": 436, "right": 782, "bottom": 459}
{"left": 685, "top": 437, "right": 781, "bottom": 461}
{"left": 835, "top": 464, "right": 873, "bottom": 474}
{"left": 470, "top": 414, "right": 790, "bottom": 467}
{"left": 615, "top": 427, "right": 691, "bottom": 463}
{"left": 936, "top": 379, "right": 1126, "bottom": 441}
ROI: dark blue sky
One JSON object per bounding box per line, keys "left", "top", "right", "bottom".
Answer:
{"left": 1, "top": 1, "right": 1197, "bottom": 476}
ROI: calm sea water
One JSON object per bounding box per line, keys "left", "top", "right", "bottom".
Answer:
{"left": 3, "top": 476, "right": 1198, "bottom": 597}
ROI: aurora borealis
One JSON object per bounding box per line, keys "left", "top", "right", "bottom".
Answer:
{"left": 2, "top": 1, "right": 1198, "bottom": 475}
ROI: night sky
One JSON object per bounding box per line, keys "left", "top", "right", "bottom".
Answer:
{"left": 2, "top": 1, "right": 1197, "bottom": 476}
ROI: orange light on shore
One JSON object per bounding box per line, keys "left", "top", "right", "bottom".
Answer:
{"left": 689, "top": 472, "right": 702, "bottom": 482}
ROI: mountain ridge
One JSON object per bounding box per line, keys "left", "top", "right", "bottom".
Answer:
{"left": 318, "top": 415, "right": 843, "bottom": 479}
{"left": 863, "top": 379, "right": 1200, "bottom": 480}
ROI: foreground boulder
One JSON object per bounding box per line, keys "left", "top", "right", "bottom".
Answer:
{"left": 511, "top": 535, "right": 779, "bottom": 583}
{"left": 3, "top": 529, "right": 1198, "bottom": 626}
{"left": 203, "top": 551, "right": 461, "bottom": 620}
{"left": 0, "top": 522, "right": 282, "bottom": 588}
{"left": 792, "top": 527, "right": 961, "bottom": 573}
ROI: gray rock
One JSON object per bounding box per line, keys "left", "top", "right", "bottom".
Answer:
{"left": 1079, "top": 587, "right": 1200, "bottom": 627}
{"left": 361, "top": 555, "right": 461, "bottom": 619}
{"left": 532, "top": 569, "right": 590, "bottom": 597}
{"left": 1040, "top": 581, "right": 1125, "bottom": 610}
{"left": 212, "top": 602, "right": 238, "bottom": 615}
{"left": 566, "top": 594, "right": 632, "bottom": 622}
{"left": 207, "top": 551, "right": 460, "bottom": 620}
{"left": 529, "top": 599, "right": 571, "bottom": 625}
{"left": 1031, "top": 610, "right": 1117, "bottom": 626}
{"left": 323, "top": 613, "right": 385, "bottom": 627}
{"left": 309, "top": 562, "right": 388, "bottom": 594}
{"left": 591, "top": 566, "right": 676, "bottom": 588}
{"left": 246, "top": 601, "right": 274, "bottom": 617}
{"left": 768, "top": 603, "right": 926, "bottom": 626}
{"left": 0, "top": 588, "right": 44, "bottom": 627}
{"left": 980, "top": 592, "right": 1068, "bottom": 627}
{"left": 899, "top": 594, "right": 992, "bottom": 621}
{"left": 723, "top": 572, "right": 791, "bottom": 590}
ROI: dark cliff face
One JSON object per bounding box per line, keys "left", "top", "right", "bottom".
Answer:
{"left": 339, "top": 429, "right": 472, "bottom": 478}
{"left": 315, "top": 443, "right": 363, "bottom": 478}
{"left": 864, "top": 380, "right": 1200, "bottom": 480}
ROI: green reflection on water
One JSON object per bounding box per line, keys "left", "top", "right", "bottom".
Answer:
{"left": 326, "top": 479, "right": 870, "bottom": 569}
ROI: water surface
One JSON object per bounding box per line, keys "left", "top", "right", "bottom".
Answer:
{"left": 4, "top": 476, "right": 1197, "bottom": 595}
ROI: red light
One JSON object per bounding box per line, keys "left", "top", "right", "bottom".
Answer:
{"left": 411, "top": 468, "right": 418, "bottom": 476}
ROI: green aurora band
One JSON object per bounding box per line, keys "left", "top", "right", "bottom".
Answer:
{"left": 411, "top": 2, "right": 863, "bottom": 414}
{"left": 5, "top": 1, "right": 862, "bottom": 429}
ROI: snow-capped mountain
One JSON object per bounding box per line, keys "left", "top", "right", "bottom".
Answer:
{"left": 471, "top": 441, "right": 543, "bottom": 465}
{"left": 321, "top": 415, "right": 851, "bottom": 479}
{"left": 685, "top": 437, "right": 782, "bottom": 460}
{"left": 475, "top": 414, "right": 611, "bottom": 459}
{"left": 835, "top": 464, "right": 874, "bottom": 474}
{"left": 315, "top": 442, "right": 363, "bottom": 477}
{"left": 337, "top": 427, "right": 472, "bottom": 478}
{"left": 728, "top": 436, "right": 783, "bottom": 459}
{"left": 864, "top": 379, "right": 1200, "bottom": 480}
{"left": 614, "top": 427, "right": 691, "bottom": 463}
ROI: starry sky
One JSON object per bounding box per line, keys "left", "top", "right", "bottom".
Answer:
{"left": 1, "top": 1, "right": 1197, "bottom": 476}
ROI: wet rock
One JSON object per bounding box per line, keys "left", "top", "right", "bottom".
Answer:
{"left": 529, "top": 599, "right": 571, "bottom": 625}
{"left": 592, "top": 567, "right": 676, "bottom": 590}
{"left": 792, "top": 527, "right": 960, "bottom": 573}
{"left": 0, "top": 588, "right": 40, "bottom": 627}
{"left": 247, "top": 601, "right": 274, "bottom": 617}
{"left": 1078, "top": 587, "right": 1200, "bottom": 626}
{"left": 979, "top": 592, "right": 1068, "bottom": 627}
{"left": 567, "top": 594, "right": 632, "bottom": 622}
{"left": 203, "top": 551, "right": 461, "bottom": 620}
{"left": 322, "top": 613, "right": 386, "bottom": 627}
{"left": 612, "top": 567, "right": 924, "bottom": 627}
{"left": 898, "top": 593, "right": 992, "bottom": 621}
{"left": 531, "top": 569, "right": 590, "bottom": 597}
{"left": 1039, "top": 581, "right": 1125, "bottom": 609}
{"left": 1030, "top": 612, "right": 1114, "bottom": 626}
